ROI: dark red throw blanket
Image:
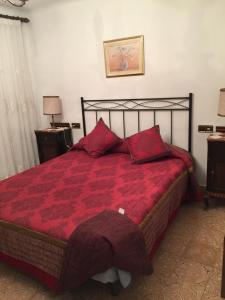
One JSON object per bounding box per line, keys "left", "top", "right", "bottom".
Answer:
{"left": 59, "top": 210, "right": 153, "bottom": 291}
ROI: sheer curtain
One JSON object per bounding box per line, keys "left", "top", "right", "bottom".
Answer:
{"left": 0, "top": 19, "right": 39, "bottom": 179}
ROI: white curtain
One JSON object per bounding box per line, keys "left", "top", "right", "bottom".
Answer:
{"left": 0, "top": 19, "right": 39, "bottom": 180}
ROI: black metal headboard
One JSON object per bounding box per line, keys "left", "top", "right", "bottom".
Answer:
{"left": 81, "top": 93, "right": 193, "bottom": 152}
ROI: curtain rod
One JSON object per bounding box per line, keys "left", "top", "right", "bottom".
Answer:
{"left": 0, "top": 13, "right": 29, "bottom": 23}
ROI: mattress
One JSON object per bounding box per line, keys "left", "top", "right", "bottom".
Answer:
{"left": 0, "top": 149, "right": 189, "bottom": 291}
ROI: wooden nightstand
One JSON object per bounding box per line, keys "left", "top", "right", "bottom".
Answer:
{"left": 35, "top": 127, "right": 73, "bottom": 163}
{"left": 205, "top": 134, "right": 225, "bottom": 207}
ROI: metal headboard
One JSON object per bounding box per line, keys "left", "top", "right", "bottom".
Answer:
{"left": 81, "top": 93, "right": 193, "bottom": 152}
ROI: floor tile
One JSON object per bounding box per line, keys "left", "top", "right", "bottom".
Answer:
{"left": 191, "top": 226, "right": 224, "bottom": 250}
{"left": 159, "top": 231, "right": 190, "bottom": 257}
{"left": 201, "top": 267, "right": 223, "bottom": 300}
{"left": 183, "top": 240, "right": 218, "bottom": 267}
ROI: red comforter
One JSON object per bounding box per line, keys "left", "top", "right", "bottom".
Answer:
{"left": 0, "top": 145, "right": 195, "bottom": 243}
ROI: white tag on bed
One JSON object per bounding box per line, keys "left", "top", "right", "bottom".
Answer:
{"left": 118, "top": 208, "right": 125, "bottom": 215}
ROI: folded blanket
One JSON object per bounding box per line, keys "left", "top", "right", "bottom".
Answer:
{"left": 59, "top": 210, "right": 153, "bottom": 292}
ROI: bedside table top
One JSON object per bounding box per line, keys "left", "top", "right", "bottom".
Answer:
{"left": 35, "top": 127, "right": 70, "bottom": 133}
{"left": 208, "top": 133, "right": 225, "bottom": 142}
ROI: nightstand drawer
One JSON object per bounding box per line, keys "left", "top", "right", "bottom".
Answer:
{"left": 208, "top": 141, "right": 225, "bottom": 163}
{"left": 36, "top": 133, "right": 59, "bottom": 145}
{"left": 207, "top": 135, "right": 225, "bottom": 196}
{"left": 40, "top": 144, "right": 60, "bottom": 162}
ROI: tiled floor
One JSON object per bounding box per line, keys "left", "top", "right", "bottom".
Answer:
{"left": 0, "top": 202, "right": 225, "bottom": 300}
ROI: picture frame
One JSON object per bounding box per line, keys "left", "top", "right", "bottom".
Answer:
{"left": 103, "top": 35, "right": 144, "bottom": 77}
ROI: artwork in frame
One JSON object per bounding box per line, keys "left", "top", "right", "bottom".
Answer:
{"left": 103, "top": 35, "right": 144, "bottom": 77}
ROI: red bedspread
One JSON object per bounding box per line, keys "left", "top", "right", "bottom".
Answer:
{"left": 0, "top": 146, "right": 191, "bottom": 242}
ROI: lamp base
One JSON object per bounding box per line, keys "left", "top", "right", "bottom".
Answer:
{"left": 51, "top": 115, "right": 57, "bottom": 128}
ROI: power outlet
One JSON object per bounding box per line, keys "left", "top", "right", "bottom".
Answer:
{"left": 198, "top": 125, "right": 213, "bottom": 133}
{"left": 71, "top": 123, "right": 81, "bottom": 129}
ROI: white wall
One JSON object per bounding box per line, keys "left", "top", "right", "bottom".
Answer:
{"left": 0, "top": 3, "right": 25, "bottom": 15}
{"left": 23, "top": 0, "right": 225, "bottom": 185}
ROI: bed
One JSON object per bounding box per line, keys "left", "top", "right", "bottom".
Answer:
{"left": 0, "top": 94, "right": 197, "bottom": 293}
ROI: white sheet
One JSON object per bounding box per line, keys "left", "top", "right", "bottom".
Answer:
{"left": 92, "top": 267, "right": 132, "bottom": 288}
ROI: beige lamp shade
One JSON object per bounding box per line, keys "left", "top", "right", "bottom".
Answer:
{"left": 43, "top": 96, "right": 62, "bottom": 115}
{"left": 218, "top": 88, "right": 225, "bottom": 117}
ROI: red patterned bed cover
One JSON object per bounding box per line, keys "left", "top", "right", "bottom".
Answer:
{"left": 0, "top": 146, "right": 191, "bottom": 242}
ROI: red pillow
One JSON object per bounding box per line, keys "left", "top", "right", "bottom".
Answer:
{"left": 70, "top": 137, "right": 84, "bottom": 151}
{"left": 127, "top": 126, "right": 170, "bottom": 163}
{"left": 109, "top": 138, "right": 129, "bottom": 154}
{"left": 81, "top": 118, "right": 120, "bottom": 157}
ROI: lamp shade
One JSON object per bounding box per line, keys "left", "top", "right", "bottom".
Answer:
{"left": 218, "top": 88, "right": 225, "bottom": 117}
{"left": 43, "top": 96, "right": 62, "bottom": 115}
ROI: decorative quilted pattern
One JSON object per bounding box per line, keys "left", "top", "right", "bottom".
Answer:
{"left": 127, "top": 126, "right": 171, "bottom": 163}
{"left": 0, "top": 149, "right": 189, "bottom": 242}
{"left": 0, "top": 225, "right": 65, "bottom": 278}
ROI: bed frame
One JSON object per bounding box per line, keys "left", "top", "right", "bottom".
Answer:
{"left": 81, "top": 93, "right": 193, "bottom": 152}
{"left": 0, "top": 94, "right": 193, "bottom": 297}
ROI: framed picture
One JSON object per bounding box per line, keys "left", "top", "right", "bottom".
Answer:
{"left": 103, "top": 35, "right": 144, "bottom": 77}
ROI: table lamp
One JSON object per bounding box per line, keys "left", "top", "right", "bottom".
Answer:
{"left": 43, "top": 96, "right": 62, "bottom": 128}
